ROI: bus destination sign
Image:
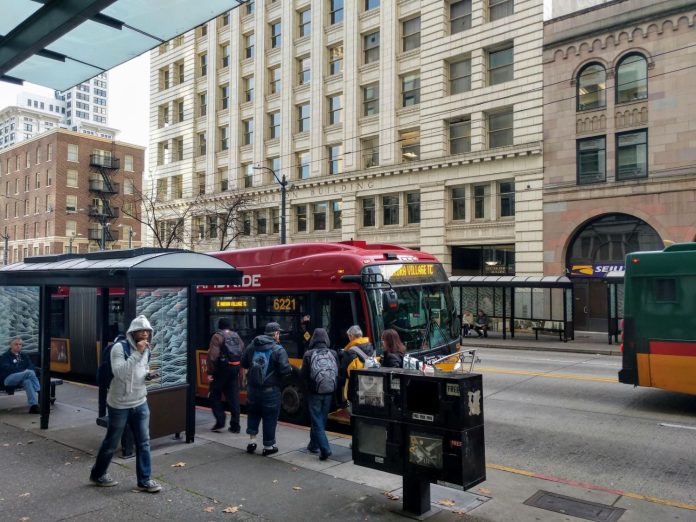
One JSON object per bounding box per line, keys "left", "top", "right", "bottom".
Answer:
{"left": 211, "top": 297, "right": 252, "bottom": 312}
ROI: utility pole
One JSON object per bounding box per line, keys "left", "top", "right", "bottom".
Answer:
{"left": 2, "top": 232, "right": 8, "bottom": 265}
{"left": 254, "top": 165, "right": 288, "bottom": 244}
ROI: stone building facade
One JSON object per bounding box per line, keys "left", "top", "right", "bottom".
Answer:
{"left": 149, "top": 0, "right": 544, "bottom": 275}
{"left": 0, "top": 129, "right": 144, "bottom": 263}
{"left": 543, "top": 0, "right": 696, "bottom": 331}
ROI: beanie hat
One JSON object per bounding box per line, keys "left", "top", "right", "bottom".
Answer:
{"left": 264, "top": 322, "right": 281, "bottom": 334}
{"left": 127, "top": 315, "right": 153, "bottom": 335}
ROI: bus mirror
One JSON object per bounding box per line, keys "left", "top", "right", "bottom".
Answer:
{"left": 383, "top": 290, "right": 398, "bottom": 311}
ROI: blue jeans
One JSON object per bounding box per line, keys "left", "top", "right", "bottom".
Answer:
{"left": 4, "top": 369, "right": 39, "bottom": 406}
{"left": 246, "top": 386, "right": 281, "bottom": 447}
{"left": 91, "top": 403, "right": 152, "bottom": 485}
{"left": 307, "top": 393, "right": 332, "bottom": 456}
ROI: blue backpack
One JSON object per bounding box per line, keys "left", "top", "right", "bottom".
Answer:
{"left": 247, "top": 348, "right": 273, "bottom": 387}
{"left": 96, "top": 335, "right": 147, "bottom": 389}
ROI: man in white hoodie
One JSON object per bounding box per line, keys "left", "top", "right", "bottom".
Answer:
{"left": 89, "top": 315, "right": 161, "bottom": 493}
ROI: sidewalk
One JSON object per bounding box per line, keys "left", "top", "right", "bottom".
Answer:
{"left": 1, "top": 382, "right": 693, "bottom": 522}
{"left": 460, "top": 330, "right": 622, "bottom": 356}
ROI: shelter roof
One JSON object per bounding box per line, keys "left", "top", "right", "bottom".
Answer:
{"left": 449, "top": 275, "right": 573, "bottom": 288}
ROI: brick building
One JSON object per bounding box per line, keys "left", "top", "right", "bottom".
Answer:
{"left": 0, "top": 129, "right": 145, "bottom": 263}
{"left": 543, "top": 0, "right": 696, "bottom": 331}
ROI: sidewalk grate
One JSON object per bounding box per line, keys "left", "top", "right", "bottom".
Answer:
{"left": 524, "top": 490, "right": 625, "bottom": 521}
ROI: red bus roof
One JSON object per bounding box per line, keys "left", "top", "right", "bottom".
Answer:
{"left": 204, "top": 241, "right": 439, "bottom": 292}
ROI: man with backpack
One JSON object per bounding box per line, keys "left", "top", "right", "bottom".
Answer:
{"left": 241, "top": 322, "right": 292, "bottom": 456}
{"left": 300, "top": 328, "right": 338, "bottom": 461}
{"left": 339, "top": 325, "right": 379, "bottom": 405}
{"left": 207, "top": 318, "right": 244, "bottom": 433}
{"left": 90, "top": 315, "right": 161, "bottom": 493}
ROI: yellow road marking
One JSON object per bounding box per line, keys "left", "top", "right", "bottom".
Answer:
{"left": 477, "top": 366, "right": 618, "bottom": 383}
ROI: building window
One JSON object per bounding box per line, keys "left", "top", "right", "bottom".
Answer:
{"left": 47, "top": 144, "right": 53, "bottom": 161}
{"left": 450, "top": 57, "right": 471, "bottom": 94}
{"left": 67, "top": 144, "right": 78, "bottom": 162}
{"left": 313, "top": 203, "right": 327, "bottom": 231}
{"left": 247, "top": 0, "right": 255, "bottom": 15}
{"left": 175, "top": 61, "right": 185, "bottom": 84}
{"left": 450, "top": 118, "right": 471, "bottom": 154}
{"left": 66, "top": 195, "right": 77, "bottom": 212}
{"left": 474, "top": 185, "right": 489, "bottom": 219}
{"left": 330, "top": 0, "right": 344, "bottom": 24}
{"left": 67, "top": 169, "right": 78, "bottom": 187}
{"left": 269, "top": 66, "right": 281, "bottom": 94}
{"left": 488, "top": 107, "right": 513, "bottom": 148}
{"left": 329, "top": 45, "right": 343, "bottom": 75}
{"left": 159, "top": 104, "right": 170, "bottom": 127}
{"left": 616, "top": 53, "right": 648, "bottom": 104}
{"left": 299, "top": 9, "right": 311, "bottom": 37}
{"left": 383, "top": 196, "right": 399, "bottom": 226}
{"left": 499, "top": 182, "right": 515, "bottom": 217}
{"left": 362, "top": 83, "right": 379, "bottom": 116}
{"left": 401, "top": 73, "right": 420, "bottom": 107}
{"left": 577, "top": 136, "right": 606, "bottom": 184}
{"left": 489, "top": 0, "right": 513, "bottom": 21}
{"left": 198, "top": 132, "right": 207, "bottom": 156}
{"left": 402, "top": 17, "right": 421, "bottom": 51}
{"left": 452, "top": 187, "right": 466, "bottom": 220}
{"left": 365, "top": 0, "right": 379, "bottom": 10}
{"left": 219, "top": 126, "right": 229, "bottom": 151}
{"left": 220, "top": 84, "right": 229, "bottom": 110}
{"left": 328, "top": 145, "right": 342, "bottom": 175}
{"left": 328, "top": 94, "right": 342, "bottom": 125}
{"left": 297, "top": 151, "right": 310, "bottom": 179}
{"left": 298, "top": 56, "right": 311, "bottom": 85}
{"left": 174, "top": 137, "right": 184, "bottom": 161}
{"left": 243, "top": 119, "right": 254, "bottom": 145}
{"left": 488, "top": 44, "right": 513, "bottom": 85}
{"left": 362, "top": 136, "right": 379, "bottom": 168}
{"left": 577, "top": 64, "right": 606, "bottom": 111}
{"left": 296, "top": 205, "right": 307, "bottom": 232}
{"left": 244, "top": 32, "right": 255, "bottom": 59}
{"left": 363, "top": 32, "right": 380, "bottom": 64}
{"left": 124, "top": 154, "right": 133, "bottom": 171}
{"left": 406, "top": 192, "right": 420, "bottom": 224}
{"left": 220, "top": 43, "right": 230, "bottom": 68}
{"left": 400, "top": 129, "right": 420, "bottom": 161}
{"left": 35, "top": 173, "right": 40, "bottom": 189}
{"left": 362, "top": 198, "right": 375, "bottom": 227}
{"left": 242, "top": 214, "right": 251, "bottom": 235}
{"left": 451, "top": 0, "right": 472, "bottom": 33}
{"left": 257, "top": 212, "right": 267, "bottom": 235}
{"left": 243, "top": 76, "right": 254, "bottom": 103}
{"left": 199, "top": 92, "right": 207, "bottom": 117}
{"left": 616, "top": 130, "right": 648, "bottom": 180}
{"left": 298, "top": 103, "right": 310, "bottom": 132}
{"left": 269, "top": 111, "right": 281, "bottom": 139}
{"left": 238, "top": 164, "right": 250, "bottom": 189}
{"left": 124, "top": 178, "right": 134, "bottom": 195}
{"left": 328, "top": 201, "right": 340, "bottom": 229}
{"left": 175, "top": 98, "right": 184, "bottom": 122}
{"left": 270, "top": 21, "right": 281, "bottom": 48}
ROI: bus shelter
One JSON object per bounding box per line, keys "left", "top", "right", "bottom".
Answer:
{"left": 0, "top": 248, "right": 242, "bottom": 442}
{"left": 449, "top": 276, "right": 574, "bottom": 341}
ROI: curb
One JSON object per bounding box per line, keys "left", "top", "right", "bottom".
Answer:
{"left": 470, "top": 343, "right": 621, "bottom": 357}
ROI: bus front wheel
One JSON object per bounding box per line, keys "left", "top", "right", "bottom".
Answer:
{"left": 280, "top": 379, "right": 308, "bottom": 424}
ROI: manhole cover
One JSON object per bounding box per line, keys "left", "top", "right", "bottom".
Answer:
{"left": 524, "top": 490, "right": 625, "bottom": 521}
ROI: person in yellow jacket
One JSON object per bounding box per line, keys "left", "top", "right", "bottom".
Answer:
{"left": 339, "top": 325, "right": 375, "bottom": 403}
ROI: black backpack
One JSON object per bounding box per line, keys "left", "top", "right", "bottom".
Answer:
{"left": 310, "top": 349, "right": 338, "bottom": 394}
{"left": 217, "top": 330, "right": 242, "bottom": 365}
{"left": 96, "top": 335, "right": 130, "bottom": 389}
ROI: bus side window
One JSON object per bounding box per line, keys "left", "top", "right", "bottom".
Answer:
{"left": 654, "top": 279, "right": 677, "bottom": 303}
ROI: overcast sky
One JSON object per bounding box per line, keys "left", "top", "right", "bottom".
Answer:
{"left": 0, "top": 53, "right": 150, "bottom": 148}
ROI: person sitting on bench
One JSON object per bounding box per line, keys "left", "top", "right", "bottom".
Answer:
{"left": 0, "top": 338, "right": 40, "bottom": 414}
{"left": 473, "top": 310, "right": 490, "bottom": 338}
{"left": 462, "top": 310, "right": 474, "bottom": 337}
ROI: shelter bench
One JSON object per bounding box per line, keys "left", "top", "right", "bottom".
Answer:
{"left": 533, "top": 323, "right": 567, "bottom": 342}
{"left": 0, "top": 376, "right": 63, "bottom": 404}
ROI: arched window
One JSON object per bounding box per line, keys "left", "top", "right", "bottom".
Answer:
{"left": 616, "top": 53, "right": 647, "bottom": 104}
{"left": 576, "top": 63, "right": 606, "bottom": 111}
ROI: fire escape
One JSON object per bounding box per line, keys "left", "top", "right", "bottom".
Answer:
{"left": 88, "top": 153, "right": 120, "bottom": 249}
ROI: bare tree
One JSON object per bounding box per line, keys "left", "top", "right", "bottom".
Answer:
{"left": 194, "top": 191, "right": 256, "bottom": 251}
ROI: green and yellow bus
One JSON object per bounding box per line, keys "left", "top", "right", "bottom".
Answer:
{"left": 619, "top": 243, "right": 696, "bottom": 395}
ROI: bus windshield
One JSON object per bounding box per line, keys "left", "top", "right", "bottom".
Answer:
{"left": 364, "top": 263, "right": 457, "bottom": 353}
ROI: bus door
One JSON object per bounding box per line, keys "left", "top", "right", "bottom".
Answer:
{"left": 316, "top": 291, "right": 361, "bottom": 350}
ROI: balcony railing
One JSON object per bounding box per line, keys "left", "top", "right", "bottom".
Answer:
{"left": 88, "top": 205, "right": 120, "bottom": 219}
{"left": 89, "top": 154, "right": 120, "bottom": 169}
{"left": 88, "top": 180, "right": 120, "bottom": 194}
{"left": 87, "top": 228, "right": 118, "bottom": 242}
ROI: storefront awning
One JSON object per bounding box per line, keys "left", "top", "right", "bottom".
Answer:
{"left": 1, "top": 0, "right": 245, "bottom": 91}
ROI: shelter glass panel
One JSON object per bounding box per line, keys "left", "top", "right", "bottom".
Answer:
{"left": 514, "top": 288, "right": 532, "bottom": 319}
{"left": 0, "top": 286, "right": 40, "bottom": 355}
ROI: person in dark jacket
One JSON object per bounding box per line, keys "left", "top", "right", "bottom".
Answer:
{"left": 241, "top": 322, "right": 292, "bottom": 456}
{"left": 300, "top": 328, "right": 339, "bottom": 460}
{"left": 380, "top": 329, "right": 405, "bottom": 368}
{"left": 0, "top": 338, "right": 40, "bottom": 413}
{"left": 339, "top": 325, "right": 375, "bottom": 403}
{"left": 207, "top": 317, "right": 244, "bottom": 433}
{"left": 473, "top": 310, "right": 490, "bottom": 338}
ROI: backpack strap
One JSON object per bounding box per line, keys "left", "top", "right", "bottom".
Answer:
{"left": 349, "top": 346, "right": 368, "bottom": 362}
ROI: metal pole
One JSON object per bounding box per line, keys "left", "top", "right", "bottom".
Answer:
{"left": 100, "top": 222, "right": 106, "bottom": 251}
{"left": 3, "top": 234, "right": 7, "bottom": 265}
{"left": 280, "top": 175, "right": 287, "bottom": 244}
{"left": 128, "top": 228, "right": 133, "bottom": 249}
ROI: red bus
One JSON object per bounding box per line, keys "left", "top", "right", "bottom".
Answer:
{"left": 196, "top": 241, "right": 459, "bottom": 422}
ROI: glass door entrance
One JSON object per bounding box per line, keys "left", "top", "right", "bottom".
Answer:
{"left": 572, "top": 280, "right": 607, "bottom": 332}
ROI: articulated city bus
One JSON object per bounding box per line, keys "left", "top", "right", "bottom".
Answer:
{"left": 197, "top": 240, "right": 460, "bottom": 422}
{"left": 619, "top": 243, "right": 696, "bottom": 395}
